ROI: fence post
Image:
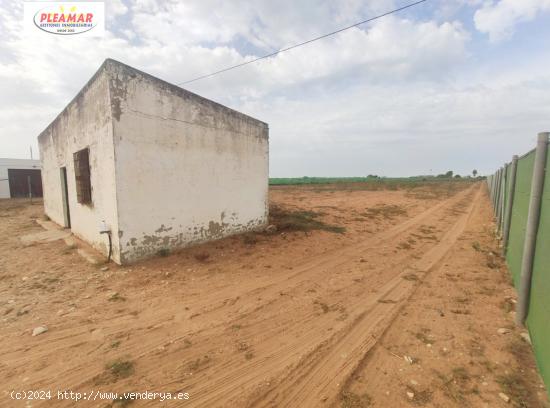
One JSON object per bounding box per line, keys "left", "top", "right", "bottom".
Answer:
{"left": 497, "top": 167, "right": 505, "bottom": 232}
{"left": 492, "top": 170, "right": 498, "bottom": 206}
{"left": 516, "top": 132, "right": 549, "bottom": 326}
{"left": 500, "top": 165, "right": 507, "bottom": 232}
{"left": 494, "top": 170, "right": 499, "bottom": 207}
{"left": 493, "top": 170, "right": 498, "bottom": 212}
{"left": 495, "top": 167, "right": 503, "bottom": 221}
{"left": 502, "top": 156, "right": 518, "bottom": 254}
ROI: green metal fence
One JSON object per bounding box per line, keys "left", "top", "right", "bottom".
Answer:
{"left": 487, "top": 133, "right": 549, "bottom": 396}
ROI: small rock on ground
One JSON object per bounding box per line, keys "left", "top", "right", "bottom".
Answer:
{"left": 32, "top": 326, "right": 48, "bottom": 336}
{"left": 498, "top": 392, "right": 510, "bottom": 403}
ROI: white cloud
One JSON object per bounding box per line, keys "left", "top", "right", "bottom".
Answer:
{"left": 474, "top": 0, "right": 550, "bottom": 42}
{"left": 106, "top": 0, "right": 128, "bottom": 19}
{"left": 182, "top": 16, "right": 470, "bottom": 103}
{"left": 242, "top": 73, "right": 550, "bottom": 177}
{"left": 0, "top": 0, "right": 548, "bottom": 177}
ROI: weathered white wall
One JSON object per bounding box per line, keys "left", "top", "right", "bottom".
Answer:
{"left": 38, "top": 67, "right": 121, "bottom": 262}
{"left": 0, "top": 159, "right": 41, "bottom": 199}
{"left": 37, "top": 59, "right": 269, "bottom": 264}
{"left": 107, "top": 61, "right": 269, "bottom": 263}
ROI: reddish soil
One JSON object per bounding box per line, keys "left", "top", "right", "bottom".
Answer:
{"left": 0, "top": 182, "right": 547, "bottom": 407}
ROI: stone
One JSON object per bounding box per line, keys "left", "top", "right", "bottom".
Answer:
{"left": 107, "top": 292, "right": 120, "bottom": 300}
{"left": 406, "top": 391, "right": 415, "bottom": 400}
{"left": 265, "top": 224, "right": 277, "bottom": 234}
{"left": 410, "top": 379, "right": 419, "bottom": 386}
{"left": 498, "top": 392, "right": 510, "bottom": 403}
{"left": 32, "top": 326, "right": 48, "bottom": 336}
{"left": 100, "top": 266, "right": 109, "bottom": 271}
{"left": 498, "top": 328, "right": 511, "bottom": 335}
{"left": 520, "top": 332, "right": 531, "bottom": 344}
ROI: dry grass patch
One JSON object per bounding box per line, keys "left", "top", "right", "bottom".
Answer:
{"left": 314, "top": 299, "right": 330, "bottom": 313}
{"left": 497, "top": 372, "right": 535, "bottom": 408}
{"left": 340, "top": 391, "right": 372, "bottom": 407}
{"left": 270, "top": 205, "right": 345, "bottom": 234}
{"left": 361, "top": 204, "right": 407, "bottom": 220}
{"left": 188, "top": 355, "right": 211, "bottom": 372}
{"left": 414, "top": 328, "right": 434, "bottom": 345}
{"left": 94, "top": 359, "right": 135, "bottom": 385}
{"left": 434, "top": 367, "right": 473, "bottom": 405}
{"left": 406, "top": 385, "right": 433, "bottom": 406}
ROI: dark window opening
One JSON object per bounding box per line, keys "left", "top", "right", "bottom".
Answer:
{"left": 73, "top": 148, "right": 92, "bottom": 205}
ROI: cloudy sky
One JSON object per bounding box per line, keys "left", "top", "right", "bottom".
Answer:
{"left": 1, "top": 0, "right": 549, "bottom": 177}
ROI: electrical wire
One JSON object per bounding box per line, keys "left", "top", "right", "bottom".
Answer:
{"left": 178, "top": 0, "right": 428, "bottom": 85}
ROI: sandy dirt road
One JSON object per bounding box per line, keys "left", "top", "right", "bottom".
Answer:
{"left": 0, "top": 182, "right": 546, "bottom": 407}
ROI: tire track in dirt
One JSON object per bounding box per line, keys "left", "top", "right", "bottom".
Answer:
{"left": 161, "top": 185, "right": 478, "bottom": 332}
{"left": 255, "top": 185, "right": 482, "bottom": 407}
{"left": 123, "top": 188, "right": 476, "bottom": 406}
{"left": 146, "top": 186, "right": 481, "bottom": 407}
{"left": 1, "top": 186, "right": 478, "bottom": 407}
{"left": 0, "top": 187, "right": 470, "bottom": 360}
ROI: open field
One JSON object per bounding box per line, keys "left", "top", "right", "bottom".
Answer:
{"left": 1, "top": 182, "right": 547, "bottom": 407}
{"left": 269, "top": 177, "right": 478, "bottom": 186}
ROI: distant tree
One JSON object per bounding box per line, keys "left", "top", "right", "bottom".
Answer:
{"left": 454, "top": 174, "right": 461, "bottom": 178}
{"left": 445, "top": 170, "right": 454, "bottom": 178}
{"left": 472, "top": 169, "right": 478, "bottom": 178}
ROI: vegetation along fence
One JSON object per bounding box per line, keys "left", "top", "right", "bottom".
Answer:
{"left": 486, "top": 132, "right": 550, "bottom": 395}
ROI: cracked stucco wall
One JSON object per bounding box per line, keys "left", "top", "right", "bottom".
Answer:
{"left": 106, "top": 61, "right": 269, "bottom": 263}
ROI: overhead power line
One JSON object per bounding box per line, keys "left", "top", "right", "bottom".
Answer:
{"left": 178, "top": 0, "right": 428, "bottom": 85}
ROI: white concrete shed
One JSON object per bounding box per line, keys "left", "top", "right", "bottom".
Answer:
{"left": 38, "top": 59, "right": 269, "bottom": 264}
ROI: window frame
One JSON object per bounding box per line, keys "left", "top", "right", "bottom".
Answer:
{"left": 73, "top": 147, "right": 92, "bottom": 206}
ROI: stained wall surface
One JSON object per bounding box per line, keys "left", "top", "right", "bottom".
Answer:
{"left": 38, "top": 69, "right": 121, "bottom": 262}
{"left": 107, "top": 61, "right": 269, "bottom": 263}
{"left": 38, "top": 59, "right": 269, "bottom": 264}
